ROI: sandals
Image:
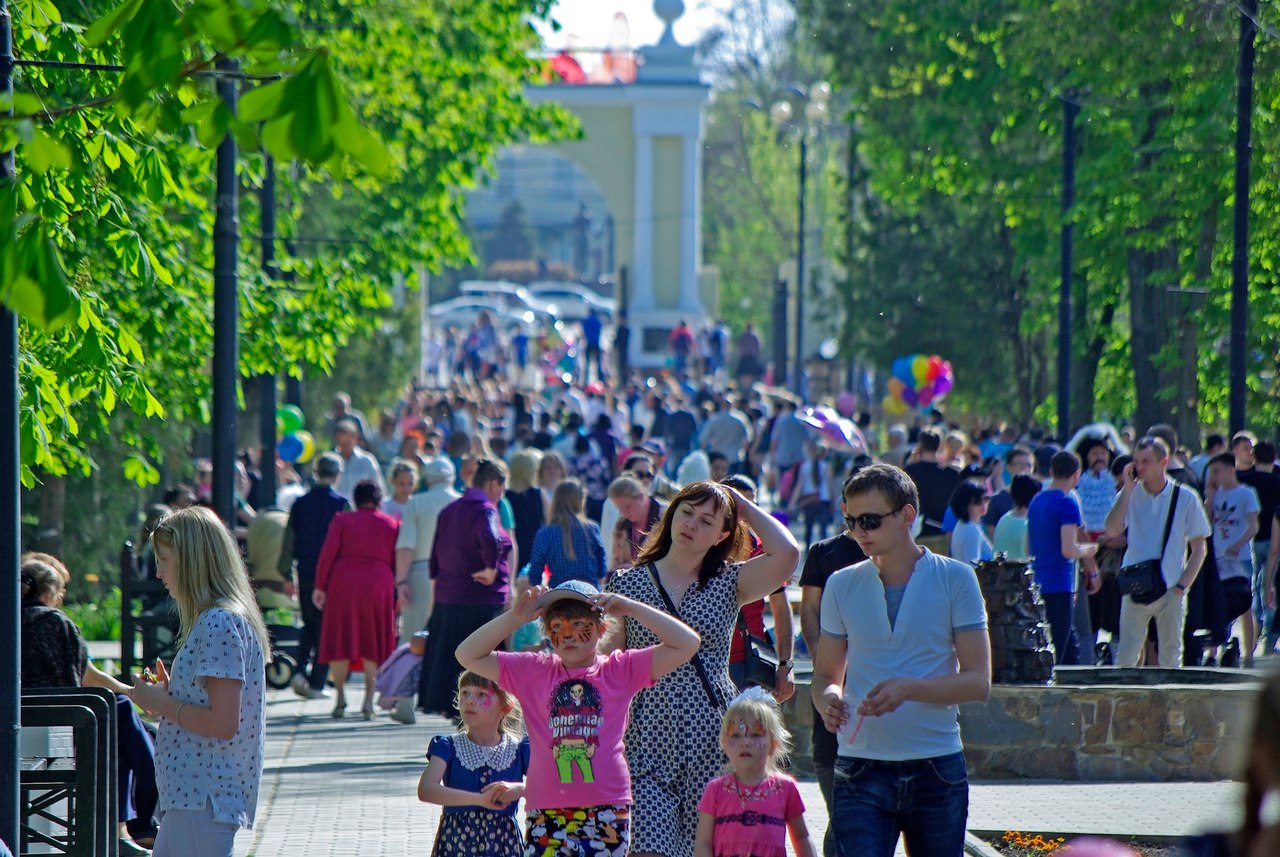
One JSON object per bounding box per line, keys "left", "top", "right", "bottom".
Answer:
{"left": 361, "top": 701, "right": 375, "bottom": 721}
{"left": 331, "top": 701, "right": 346, "bottom": 719}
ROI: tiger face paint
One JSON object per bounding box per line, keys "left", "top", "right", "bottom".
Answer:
{"left": 547, "top": 616, "right": 599, "bottom": 649}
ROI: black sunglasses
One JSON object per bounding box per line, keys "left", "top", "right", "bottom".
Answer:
{"left": 844, "top": 508, "right": 903, "bottom": 532}
{"left": 633, "top": 471, "right": 654, "bottom": 481}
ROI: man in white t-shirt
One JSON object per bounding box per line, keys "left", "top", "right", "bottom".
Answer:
{"left": 1104, "top": 435, "right": 1211, "bottom": 668}
{"left": 811, "top": 464, "right": 990, "bottom": 857}
{"left": 1204, "top": 452, "right": 1260, "bottom": 664}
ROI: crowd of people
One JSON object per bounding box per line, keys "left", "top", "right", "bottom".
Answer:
{"left": 20, "top": 324, "right": 1280, "bottom": 857}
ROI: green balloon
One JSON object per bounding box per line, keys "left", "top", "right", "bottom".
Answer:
{"left": 276, "top": 404, "right": 305, "bottom": 435}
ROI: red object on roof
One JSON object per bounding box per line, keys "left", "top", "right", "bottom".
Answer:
{"left": 550, "top": 51, "right": 587, "bottom": 84}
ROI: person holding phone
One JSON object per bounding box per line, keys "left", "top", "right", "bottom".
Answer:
{"left": 1104, "top": 436, "right": 1211, "bottom": 668}
{"left": 131, "top": 507, "right": 269, "bottom": 857}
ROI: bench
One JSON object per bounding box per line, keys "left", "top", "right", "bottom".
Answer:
{"left": 19, "top": 688, "right": 118, "bottom": 857}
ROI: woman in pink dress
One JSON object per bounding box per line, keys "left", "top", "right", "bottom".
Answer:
{"left": 313, "top": 479, "right": 400, "bottom": 719}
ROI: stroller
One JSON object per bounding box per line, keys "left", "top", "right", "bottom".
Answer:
{"left": 256, "top": 585, "right": 304, "bottom": 690}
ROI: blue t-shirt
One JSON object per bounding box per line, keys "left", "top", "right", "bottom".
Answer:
{"left": 1026, "top": 489, "right": 1083, "bottom": 594}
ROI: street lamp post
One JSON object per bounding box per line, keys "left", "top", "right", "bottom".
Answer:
{"left": 771, "top": 82, "right": 831, "bottom": 396}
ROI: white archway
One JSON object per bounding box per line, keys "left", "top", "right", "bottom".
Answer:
{"left": 523, "top": 17, "right": 713, "bottom": 367}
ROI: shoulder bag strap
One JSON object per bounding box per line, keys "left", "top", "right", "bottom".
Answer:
{"left": 647, "top": 563, "right": 724, "bottom": 711}
{"left": 1158, "top": 484, "right": 1181, "bottom": 561}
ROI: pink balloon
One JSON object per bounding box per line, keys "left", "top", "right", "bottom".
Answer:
{"left": 918, "top": 389, "right": 934, "bottom": 407}
{"left": 836, "top": 391, "right": 856, "bottom": 417}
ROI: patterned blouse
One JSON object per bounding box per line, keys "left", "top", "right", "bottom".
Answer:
{"left": 154, "top": 606, "right": 266, "bottom": 829}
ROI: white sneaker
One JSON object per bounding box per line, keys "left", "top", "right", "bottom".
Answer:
{"left": 389, "top": 700, "right": 416, "bottom": 725}
{"left": 290, "top": 676, "right": 331, "bottom": 699}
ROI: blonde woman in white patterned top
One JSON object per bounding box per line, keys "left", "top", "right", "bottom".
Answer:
{"left": 131, "top": 506, "right": 269, "bottom": 857}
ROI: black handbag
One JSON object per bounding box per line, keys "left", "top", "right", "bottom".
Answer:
{"left": 1117, "top": 485, "right": 1181, "bottom": 605}
{"left": 734, "top": 610, "right": 778, "bottom": 691}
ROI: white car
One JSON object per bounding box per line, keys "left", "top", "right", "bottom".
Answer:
{"left": 428, "top": 297, "right": 534, "bottom": 331}
{"left": 527, "top": 281, "right": 617, "bottom": 321}
{"left": 458, "top": 280, "right": 560, "bottom": 322}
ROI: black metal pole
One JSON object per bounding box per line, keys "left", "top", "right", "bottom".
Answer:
{"left": 0, "top": 4, "right": 19, "bottom": 848}
{"left": 772, "top": 278, "right": 788, "bottom": 385}
{"left": 1058, "top": 95, "right": 1078, "bottom": 442}
{"left": 794, "top": 135, "right": 807, "bottom": 395}
{"left": 211, "top": 58, "right": 239, "bottom": 526}
{"left": 1229, "top": 0, "right": 1256, "bottom": 435}
{"left": 258, "top": 158, "right": 277, "bottom": 505}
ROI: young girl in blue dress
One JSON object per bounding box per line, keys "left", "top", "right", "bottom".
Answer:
{"left": 418, "top": 671, "right": 530, "bottom": 857}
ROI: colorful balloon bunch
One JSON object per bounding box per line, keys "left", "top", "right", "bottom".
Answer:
{"left": 276, "top": 405, "right": 316, "bottom": 464}
{"left": 883, "top": 354, "right": 954, "bottom": 416}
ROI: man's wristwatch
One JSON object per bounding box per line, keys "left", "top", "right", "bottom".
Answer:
{"left": 777, "top": 660, "right": 793, "bottom": 669}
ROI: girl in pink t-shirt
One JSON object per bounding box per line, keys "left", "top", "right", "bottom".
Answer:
{"left": 695, "top": 689, "right": 818, "bottom": 857}
{"left": 457, "top": 579, "right": 701, "bottom": 857}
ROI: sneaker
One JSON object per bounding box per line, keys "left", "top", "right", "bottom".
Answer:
{"left": 389, "top": 700, "right": 416, "bottom": 725}
{"left": 290, "top": 675, "right": 331, "bottom": 699}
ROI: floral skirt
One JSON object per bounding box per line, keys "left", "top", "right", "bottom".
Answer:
{"left": 432, "top": 809, "right": 524, "bottom": 857}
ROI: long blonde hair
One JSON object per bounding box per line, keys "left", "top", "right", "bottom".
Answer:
{"left": 151, "top": 506, "right": 270, "bottom": 658}
{"left": 550, "top": 478, "right": 587, "bottom": 560}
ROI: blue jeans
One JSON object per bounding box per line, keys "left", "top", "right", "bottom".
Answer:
{"left": 831, "top": 752, "right": 969, "bottom": 857}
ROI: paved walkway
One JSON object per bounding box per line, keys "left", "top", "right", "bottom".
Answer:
{"left": 226, "top": 679, "right": 1242, "bottom": 857}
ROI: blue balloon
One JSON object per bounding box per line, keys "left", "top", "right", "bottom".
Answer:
{"left": 892, "top": 357, "right": 914, "bottom": 385}
{"left": 278, "top": 434, "right": 304, "bottom": 463}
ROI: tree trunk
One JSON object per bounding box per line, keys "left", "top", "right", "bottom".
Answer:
{"left": 1127, "top": 240, "right": 1181, "bottom": 434}
{"left": 36, "top": 476, "right": 65, "bottom": 558}
{"left": 1126, "top": 82, "right": 1186, "bottom": 436}
{"left": 1071, "top": 284, "right": 1117, "bottom": 429}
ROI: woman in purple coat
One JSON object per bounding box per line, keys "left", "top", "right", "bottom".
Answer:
{"left": 417, "top": 459, "right": 513, "bottom": 717}
{"left": 313, "top": 480, "right": 400, "bottom": 719}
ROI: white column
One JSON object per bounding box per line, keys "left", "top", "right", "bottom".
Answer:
{"left": 633, "top": 133, "right": 655, "bottom": 311}
{"left": 680, "top": 132, "right": 701, "bottom": 312}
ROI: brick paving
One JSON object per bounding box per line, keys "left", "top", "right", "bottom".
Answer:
{"left": 231, "top": 679, "right": 1242, "bottom": 857}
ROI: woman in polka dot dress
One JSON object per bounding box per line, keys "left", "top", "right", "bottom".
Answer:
{"left": 604, "top": 481, "right": 799, "bottom": 857}
{"left": 131, "top": 507, "right": 269, "bottom": 857}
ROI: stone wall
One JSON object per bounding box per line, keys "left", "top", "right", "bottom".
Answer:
{"left": 785, "top": 679, "right": 1255, "bottom": 782}
{"left": 959, "top": 682, "right": 1253, "bottom": 781}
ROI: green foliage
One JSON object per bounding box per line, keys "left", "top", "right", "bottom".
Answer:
{"left": 2, "top": 0, "right": 573, "bottom": 493}
{"left": 800, "top": 0, "right": 1280, "bottom": 434}
{"left": 700, "top": 0, "right": 846, "bottom": 339}
{"left": 63, "top": 586, "right": 123, "bottom": 642}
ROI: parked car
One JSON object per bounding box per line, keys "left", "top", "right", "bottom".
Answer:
{"left": 527, "top": 281, "right": 617, "bottom": 321}
{"left": 429, "top": 297, "right": 533, "bottom": 330}
{"left": 458, "top": 280, "right": 560, "bottom": 321}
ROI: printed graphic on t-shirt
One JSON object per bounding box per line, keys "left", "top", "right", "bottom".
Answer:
{"left": 549, "top": 678, "right": 604, "bottom": 784}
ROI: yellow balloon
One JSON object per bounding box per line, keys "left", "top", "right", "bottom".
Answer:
{"left": 882, "top": 394, "right": 908, "bottom": 416}
{"left": 911, "top": 354, "right": 930, "bottom": 388}
{"left": 295, "top": 430, "right": 316, "bottom": 464}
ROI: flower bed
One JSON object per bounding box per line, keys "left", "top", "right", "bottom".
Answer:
{"left": 989, "top": 831, "right": 1179, "bottom": 857}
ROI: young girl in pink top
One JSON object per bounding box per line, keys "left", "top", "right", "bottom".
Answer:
{"left": 695, "top": 688, "right": 818, "bottom": 857}
{"left": 457, "top": 579, "right": 700, "bottom": 856}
